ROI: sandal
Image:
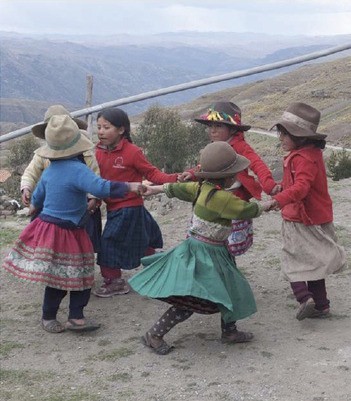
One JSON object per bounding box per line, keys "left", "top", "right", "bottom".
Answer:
{"left": 66, "top": 319, "right": 101, "bottom": 332}
{"left": 141, "top": 332, "right": 174, "bottom": 355}
{"left": 296, "top": 298, "right": 316, "bottom": 321}
{"left": 41, "top": 319, "right": 65, "bottom": 333}
{"left": 221, "top": 330, "right": 254, "bottom": 344}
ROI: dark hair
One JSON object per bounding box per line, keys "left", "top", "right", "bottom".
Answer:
{"left": 97, "top": 108, "right": 133, "bottom": 143}
{"left": 277, "top": 124, "right": 326, "bottom": 150}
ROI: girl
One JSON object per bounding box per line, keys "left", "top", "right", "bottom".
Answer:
{"left": 270, "top": 102, "right": 346, "bottom": 320}
{"left": 129, "top": 141, "right": 275, "bottom": 355}
{"left": 94, "top": 107, "right": 179, "bottom": 297}
{"left": 20, "top": 104, "right": 102, "bottom": 252}
{"left": 3, "top": 115, "right": 143, "bottom": 333}
{"left": 180, "top": 101, "right": 280, "bottom": 256}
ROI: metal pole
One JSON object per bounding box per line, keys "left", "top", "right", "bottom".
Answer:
{"left": 1, "top": 43, "right": 350, "bottom": 143}
{"left": 85, "top": 75, "right": 94, "bottom": 140}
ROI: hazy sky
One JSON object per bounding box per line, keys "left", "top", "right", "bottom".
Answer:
{"left": 1, "top": 0, "right": 351, "bottom": 37}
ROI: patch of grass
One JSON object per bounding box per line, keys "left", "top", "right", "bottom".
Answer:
{"left": 0, "top": 341, "right": 25, "bottom": 357}
{"left": 89, "top": 347, "right": 135, "bottom": 361}
{"left": 0, "top": 227, "right": 21, "bottom": 247}
{"left": 108, "top": 372, "right": 133, "bottom": 382}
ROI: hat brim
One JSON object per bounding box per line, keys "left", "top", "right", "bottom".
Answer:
{"left": 34, "top": 130, "right": 93, "bottom": 159}
{"left": 194, "top": 118, "right": 251, "bottom": 132}
{"left": 194, "top": 154, "right": 250, "bottom": 179}
{"left": 32, "top": 118, "right": 88, "bottom": 139}
{"left": 270, "top": 121, "right": 327, "bottom": 140}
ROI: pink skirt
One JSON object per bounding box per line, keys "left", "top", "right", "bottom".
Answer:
{"left": 3, "top": 218, "right": 95, "bottom": 291}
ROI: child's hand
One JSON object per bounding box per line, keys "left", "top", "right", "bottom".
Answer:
{"left": 270, "top": 184, "right": 282, "bottom": 195}
{"left": 21, "top": 188, "right": 31, "bottom": 207}
{"left": 261, "top": 199, "right": 280, "bottom": 212}
{"left": 28, "top": 204, "right": 37, "bottom": 216}
{"left": 177, "top": 172, "right": 192, "bottom": 182}
{"left": 142, "top": 185, "right": 164, "bottom": 197}
{"left": 129, "top": 182, "right": 144, "bottom": 196}
{"left": 87, "top": 198, "right": 99, "bottom": 214}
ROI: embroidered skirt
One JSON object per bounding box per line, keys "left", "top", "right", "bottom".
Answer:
{"left": 2, "top": 218, "right": 95, "bottom": 291}
{"left": 281, "top": 221, "right": 347, "bottom": 282}
{"left": 129, "top": 236, "right": 257, "bottom": 323}
{"left": 97, "top": 206, "right": 163, "bottom": 270}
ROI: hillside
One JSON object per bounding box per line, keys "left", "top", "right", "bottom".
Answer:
{"left": 1, "top": 31, "right": 351, "bottom": 132}
{"left": 172, "top": 56, "right": 351, "bottom": 148}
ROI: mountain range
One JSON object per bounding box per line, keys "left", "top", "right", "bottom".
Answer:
{"left": 1, "top": 31, "right": 350, "bottom": 135}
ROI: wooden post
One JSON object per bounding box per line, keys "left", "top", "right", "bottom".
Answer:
{"left": 85, "top": 74, "right": 94, "bottom": 140}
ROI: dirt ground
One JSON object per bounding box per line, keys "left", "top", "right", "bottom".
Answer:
{"left": 0, "top": 178, "right": 350, "bottom": 401}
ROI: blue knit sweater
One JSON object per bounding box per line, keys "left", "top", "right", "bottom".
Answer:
{"left": 32, "top": 158, "right": 129, "bottom": 225}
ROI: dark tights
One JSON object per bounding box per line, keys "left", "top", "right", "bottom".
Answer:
{"left": 290, "top": 279, "right": 329, "bottom": 311}
{"left": 42, "top": 286, "right": 91, "bottom": 320}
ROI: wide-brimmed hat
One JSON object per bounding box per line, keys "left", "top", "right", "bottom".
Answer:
{"left": 271, "top": 102, "right": 327, "bottom": 139}
{"left": 194, "top": 101, "right": 251, "bottom": 131}
{"left": 194, "top": 142, "right": 250, "bottom": 179}
{"left": 35, "top": 115, "right": 93, "bottom": 160}
{"left": 32, "top": 105, "right": 88, "bottom": 139}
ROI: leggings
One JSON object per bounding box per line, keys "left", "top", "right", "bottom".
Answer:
{"left": 42, "top": 286, "right": 91, "bottom": 320}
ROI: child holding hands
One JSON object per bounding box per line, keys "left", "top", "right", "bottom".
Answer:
{"left": 129, "top": 141, "right": 275, "bottom": 355}
{"left": 3, "top": 115, "right": 143, "bottom": 333}
{"left": 270, "top": 102, "right": 346, "bottom": 320}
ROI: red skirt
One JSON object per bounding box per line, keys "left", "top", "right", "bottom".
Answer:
{"left": 3, "top": 218, "right": 95, "bottom": 291}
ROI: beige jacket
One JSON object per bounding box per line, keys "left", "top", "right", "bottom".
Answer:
{"left": 20, "top": 149, "right": 100, "bottom": 198}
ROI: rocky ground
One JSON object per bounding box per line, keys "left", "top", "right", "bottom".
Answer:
{"left": 0, "top": 178, "right": 350, "bottom": 401}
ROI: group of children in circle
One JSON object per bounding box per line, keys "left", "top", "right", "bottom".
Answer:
{"left": 3, "top": 100, "right": 345, "bottom": 355}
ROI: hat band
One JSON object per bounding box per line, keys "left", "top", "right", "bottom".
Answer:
{"left": 282, "top": 111, "right": 318, "bottom": 132}
{"left": 48, "top": 132, "right": 81, "bottom": 151}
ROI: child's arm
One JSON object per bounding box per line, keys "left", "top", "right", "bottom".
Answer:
{"left": 20, "top": 154, "right": 48, "bottom": 206}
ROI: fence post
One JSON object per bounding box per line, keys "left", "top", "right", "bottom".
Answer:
{"left": 85, "top": 74, "right": 94, "bottom": 140}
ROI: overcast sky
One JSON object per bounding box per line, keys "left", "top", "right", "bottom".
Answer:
{"left": 1, "top": 0, "right": 351, "bottom": 37}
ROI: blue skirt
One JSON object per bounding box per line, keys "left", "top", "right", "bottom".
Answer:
{"left": 97, "top": 206, "right": 163, "bottom": 270}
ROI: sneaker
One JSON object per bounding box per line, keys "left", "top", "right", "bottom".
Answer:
{"left": 308, "top": 308, "right": 330, "bottom": 319}
{"left": 296, "top": 298, "right": 316, "bottom": 320}
{"left": 93, "top": 278, "right": 130, "bottom": 298}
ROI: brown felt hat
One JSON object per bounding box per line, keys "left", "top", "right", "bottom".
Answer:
{"left": 35, "top": 115, "right": 93, "bottom": 160}
{"left": 194, "top": 142, "right": 250, "bottom": 179}
{"left": 271, "top": 102, "right": 327, "bottom": 139}
{"left": 32, "top": 105, "right": 88, "bottom": 139}
{"left": 195, "top": 101, "right": 251, "bottom": 131}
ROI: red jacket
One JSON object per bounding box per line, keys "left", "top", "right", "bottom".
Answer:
{"left": 228, "top": 133, "right": 277, "bottom": 201}
{"left": 96, "top": 138, "right": 178, "bottom": 211}
{"left": 273, "top": 147, "right": 333, "bottom": 225}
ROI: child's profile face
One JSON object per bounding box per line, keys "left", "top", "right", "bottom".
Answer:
{"left": 207, "top": 123, "right": 233, "bottom": 142}
{"left": 97, "top": 116, "right": 124, "bottom": 149}
{"left": 278, "top": 130, "right": 296, "bottom": 152}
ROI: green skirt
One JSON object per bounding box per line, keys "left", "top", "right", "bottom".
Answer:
{"left": 128, "top": 237, "right": 257, "bottom": 323}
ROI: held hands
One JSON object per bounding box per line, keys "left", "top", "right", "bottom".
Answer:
{"left": 261, "top": 199, "right": 280, "bottom": 212}
{"left": 177, "top": 171, "right": 193, "bottom": 182}
{"left": 142, "top": 185, "right": 164, "bottom": 197}
{"left": 129, "top": 182, "right": 146, "bottom": 196}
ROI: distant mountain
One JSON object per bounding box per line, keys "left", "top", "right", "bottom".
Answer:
{"left": 0, "top": 31, "right": 350, "bottom": 133}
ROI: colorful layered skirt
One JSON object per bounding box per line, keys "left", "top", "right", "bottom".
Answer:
{"left": 2, "top": 217, "right": 95, "bottom": 291}
{"left": 129, "top": 236, "right": 257, "bottom": 323}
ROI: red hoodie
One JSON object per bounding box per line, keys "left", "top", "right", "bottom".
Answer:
{"left": 96, "top": 138, "right": 178, "bottom": 211}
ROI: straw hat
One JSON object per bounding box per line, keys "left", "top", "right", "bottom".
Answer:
{"left": 195, "top": 101, "right": 251, "bottom": 131}
{"left": 35, "top": 115, "right": 93, "bottom": 160}
{"left": 194, "top": 142, "right": 250, "bottom": 179}
{"left": 271, "top": 102, "right": 327, "bottom": 139}
{"left": 32, "top": 105, "right": 88, "bottom": 139}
